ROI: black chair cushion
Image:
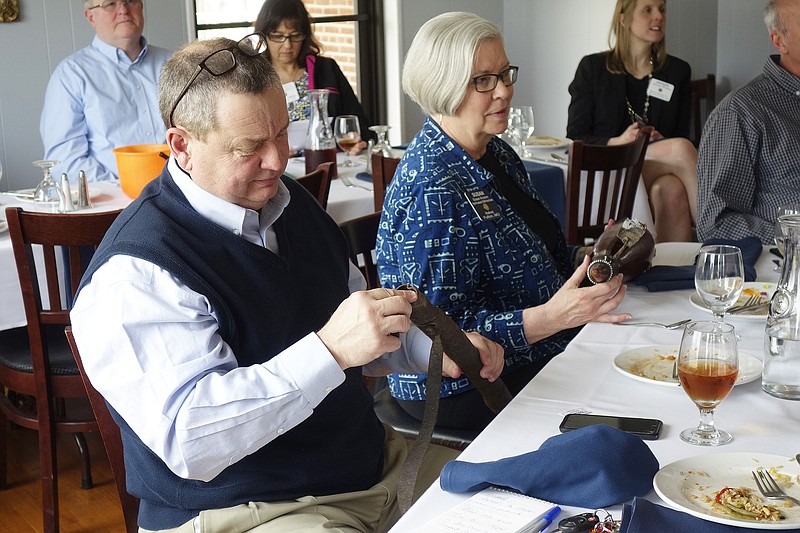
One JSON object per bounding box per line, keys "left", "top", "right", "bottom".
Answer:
{"left": 0, "top": 325, "right": 79, "bottom": 376}
{"left": 373, "top": 387, "right": 478, "bottom": 451}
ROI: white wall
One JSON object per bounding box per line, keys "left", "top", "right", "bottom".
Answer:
{"left": 0, "top": 1, "right": 189, "bottom": 190}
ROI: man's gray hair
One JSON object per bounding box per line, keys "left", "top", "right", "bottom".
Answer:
{"left": 764, "top": 0, "right": 787, "bottom": 34}
{"left": 402, "top": 12, "right": 503, "bottom": 117}
{"left": 158, "top": 38, "right": 281, "bottom": 140}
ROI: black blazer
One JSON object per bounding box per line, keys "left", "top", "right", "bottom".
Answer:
{"left": 566, "top": 52, "right": 692, "bottom": 145}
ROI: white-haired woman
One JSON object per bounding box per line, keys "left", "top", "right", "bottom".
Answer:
{"left": 376, "top": 12, "right": 629, "bottom": 431}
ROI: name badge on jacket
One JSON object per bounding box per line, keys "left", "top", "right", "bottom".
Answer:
{"left": 647, "top": 79, "right": 675, "bottom": 102}
{"left": 283, "top": 81, "right": 300, "bottom": 104}
{"left": 466, "top": 189, "right": 502, "bottom": 221}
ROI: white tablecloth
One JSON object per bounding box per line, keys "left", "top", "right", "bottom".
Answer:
{"left": 0, "top": 161, "right": 375, "bottom": 332}
{"left": 392, "top": 244, "right": 799, "bottom": 531}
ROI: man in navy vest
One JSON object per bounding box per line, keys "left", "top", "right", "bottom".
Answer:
{"left": 70, "top": 35, "right": 504, "bottom": 532}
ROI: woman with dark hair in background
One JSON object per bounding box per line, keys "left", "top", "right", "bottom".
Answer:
{"left": 567, "top": 0, "right": 697, "bottom": 242}
{"left": 255, "top": 0, "right": 373, "bottom": 147}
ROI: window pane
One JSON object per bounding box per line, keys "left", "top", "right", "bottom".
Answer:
{"left": 195, "top": 0, "right": 264, "bottom": 26}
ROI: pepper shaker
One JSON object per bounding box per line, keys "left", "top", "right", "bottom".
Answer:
{"left": 77, "top": 170, "right": 92, "bottom": 209}
{"left": 59, "top": 173, "right": 76, "bottom": 212}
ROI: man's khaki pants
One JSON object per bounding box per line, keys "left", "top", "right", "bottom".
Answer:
{"left": 140, "top": 425, "right": 459, "bottom": 533}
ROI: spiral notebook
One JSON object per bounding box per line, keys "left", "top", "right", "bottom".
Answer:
{"left": 412, "top": 486, "right": 558, "bottom": 532}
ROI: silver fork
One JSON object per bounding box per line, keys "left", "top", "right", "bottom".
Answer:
{"left": 752, "top": 468, "right": 800, "bottom": 506}
{"left": 729, "top": 295, "right": 766, "bottom": 314}
{"left": 615, "top": 319, "right": 692, "bottom": 330}
{"left": 339, "top": 175, "right": 372, "bottom": 192}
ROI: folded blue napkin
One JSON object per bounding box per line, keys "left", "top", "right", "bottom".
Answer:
{"left": 355, "top": 172, "right": 373, "bottom": 183}
{"left": 619, "top": 497, "right": 800, "bottom": 532}
{"left": 634, "top": 236, "right": 762, "bottom": 292}
{"left": 439, "top": 425, "right": 659, "bottom": 508}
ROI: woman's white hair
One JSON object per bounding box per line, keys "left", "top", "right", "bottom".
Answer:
{"left": 402, "top": 12, "right": 503, "bottom": 117}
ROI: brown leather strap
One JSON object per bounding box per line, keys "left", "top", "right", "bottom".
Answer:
{"left": 397, "top": 334, "right": 443, "bottom": 513}
{"left": 394, "top": 285, "right": 512, "bottom": 513}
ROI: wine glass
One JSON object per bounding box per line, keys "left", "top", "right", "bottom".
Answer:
{"left": 774, "top": 203, "right": 800, "bottom": 258}
{"left": 677, "top": 321, "right": 739, "bottom": 446}
{"left": 508, "top": 105, "right": 535, "bottom": 156}
{"left": 694, "top": 245, "right": 744, "bottom": 322}
{"left": 334, "top": 115, "right": 361, "bottom": 167}
{"left": 369, "top": 125, "right": 392, "bottom": 157}
{"left": 32, "top": 160, "right": 63, "bottom": 213}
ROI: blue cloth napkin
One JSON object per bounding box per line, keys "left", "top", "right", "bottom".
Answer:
{"left": 355, "top": 172, "right": 373, "bottom": 183}
{"left": 633, "top": 236, "right": 762, "bottom": 292}
{"left": 439, "top": 425, "right": 659, "bottom": 508}
{"left": 620, "top": 497, "right": 800, "bottom": 532}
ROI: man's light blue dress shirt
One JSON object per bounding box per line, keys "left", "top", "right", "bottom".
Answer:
{"left": 40, "top": 36, "right": 172, "bottom": 182}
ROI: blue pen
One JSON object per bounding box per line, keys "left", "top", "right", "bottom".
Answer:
{"left": 527, "top": 505, "right": 561, "bottom": 533}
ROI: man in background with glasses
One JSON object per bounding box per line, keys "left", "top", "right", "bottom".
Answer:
{"left": 39, "top": 0, "right": 172, "bottom": 182}
{"left": 70, "top": 35, "right": 504, "bottom": 532}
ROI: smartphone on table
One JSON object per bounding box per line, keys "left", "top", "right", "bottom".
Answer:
{"left": 558, "top": 413, "right": 662, "bottom": 440}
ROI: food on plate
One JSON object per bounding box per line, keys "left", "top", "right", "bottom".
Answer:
{"left": 624, "top": 347, "right": 678, "bottom": 381}
{"left": 526, "top": 135, "right": 564, "bottom": 146}
{"left": 712, "top": 486, "right": 784, "bottom": 522}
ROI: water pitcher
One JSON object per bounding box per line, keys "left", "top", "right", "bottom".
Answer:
{"left": 304, "top": 89, "right": 337, "bottom": 177}
{"left": 764, "top": 213, "right": 800, "bottom": 399}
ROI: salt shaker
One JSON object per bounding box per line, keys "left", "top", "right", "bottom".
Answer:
{"left": 59, "top": 173, "right": 76, "bottom": 212}
{"left": 77, "top": 170, "right": 92, "bottom": 209}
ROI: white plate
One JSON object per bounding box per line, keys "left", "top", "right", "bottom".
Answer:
{"left": 7, "top": 187, "right": 101, "bottom": 204}
{"left": 0, "top": 220, "right": 7, "bottom": 234}
{"left": 525, "top": 135, "right": 570, "bottom": 150}
{"left": 690, "top": 282, "right": 776, "bottom": 320}
{"left": 613, "top": 345, "right": 762, "bottom": 387}
{"left": 653, "top": 453, "right": 800, "bottom": 529}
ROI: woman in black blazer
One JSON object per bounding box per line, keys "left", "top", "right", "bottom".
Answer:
{"left": 567, "top": 0, "right": 697, "bottom": 242}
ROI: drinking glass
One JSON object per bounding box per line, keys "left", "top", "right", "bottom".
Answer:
{"left": 368, "top": 125, "right": 392, "bottom": 157}
{"left": 32, "top": 160, "right": 63, "bottom": 213}
{"left": 334, "top": 115, "right": 361, "bottom": 167}
{"left": 694, "top": 245, "right": 744, "bottom": 322}
{"left": 678, "top": 321, "right": 739, "bottom": 446}
{"left": 774, "top": 203, "right": 800, "bottom": 257}
{"left": 508, "top": 105, "right": 535, "bottom": 156}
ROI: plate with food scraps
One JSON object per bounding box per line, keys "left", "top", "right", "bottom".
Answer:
{"left": 613, "top": 345, "right": 762, "bottom": 388}
{"left": 689, "top": 282, "right": 776, "bottom": 320}
{"left": 525, "top": 135, "right": 570, "bottom": 150}
{"left": 653, "top": 453, "right": 800, "bottom": 529}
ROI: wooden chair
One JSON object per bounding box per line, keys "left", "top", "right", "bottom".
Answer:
{"left": 65, "top": 327, "right": 139, "bottom": 533}
{"left": 296, "top": 161, "right": 334, "bottom": 209}
{"left": 690, "top": 74, "right": 716, "bottom": 146}
{"left": 0, "top": 206, "right": 121, "bottom": 533}
{"left": 370, "top": 153, "right": 401, "bottom": 212}
{"left": 565, "top": 127, "right": 651, "bottom": 245}
{"left": 339, "top": 211, "right": 381, "bottom": 290}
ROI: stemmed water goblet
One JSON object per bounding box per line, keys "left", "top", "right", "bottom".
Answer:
{"left": 508, "top": 105, "right": 535, "bottom": 157}
{"left": 334, "top": 115, "right": 361, "bottom": 167}
{"left": 677, "top": 321, "right": 739, "bottom": 446}
{"left": 694, "top": 245, "right": 744, "bottom": 322}
{"left": 368, "top": 125, "right": 392, "bottom": 157}
{"left": 32, "top": 160, "right": 63, "bottom": 213}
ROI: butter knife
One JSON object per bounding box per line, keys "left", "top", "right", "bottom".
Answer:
{"left": 2, "top": 191, "right": 36, "bottom": 199}
{"left": 525, "top": 156, "right": 566, "bottom": 165}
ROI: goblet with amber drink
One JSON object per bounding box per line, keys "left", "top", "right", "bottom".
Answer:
{"left": 678, "top": 321, "right": 739, "bottom": 446}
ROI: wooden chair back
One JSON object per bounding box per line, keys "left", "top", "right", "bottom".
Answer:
{"left": 296, "top": 161, "right": 334, "bottom": 209}
{"left": 691, "top": 74, "right": 716, "bottom": 146}
{"left": 565, "top": 128, "right": 651, "bottom": 245}
{"left": 65, "top": 327, "right": 139, "bottom": 533}
{"left": 338, "top": 212, "right": 381, "bottom": 289}
{"left": 370, "top": 153, "right": 401, "bottom": 212}
{"left": 1, "top": 206, "right": 121, "bottom": 533}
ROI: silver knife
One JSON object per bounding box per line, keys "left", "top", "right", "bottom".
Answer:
{"left": 525, "top": 156, "right": 566, "bottom": 165}
{"left": 2, "top": 191, "right": 36, "bottom": 199}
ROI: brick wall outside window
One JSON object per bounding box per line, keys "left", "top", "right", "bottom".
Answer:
{"left": 305, "top": 1, "right": 359, "bottom": 96}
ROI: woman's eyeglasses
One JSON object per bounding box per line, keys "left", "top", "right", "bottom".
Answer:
{"left": 88, "top": 0, "right": 142, "bottom": 12}
{"left": 267, "top": 33, "right": 306, "bottom": 43}
{"left": 169, "top": 33, "right": 268, "bottom": 128}
{"left": 471, "top": 66, "right": 519, "bottom": 93}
